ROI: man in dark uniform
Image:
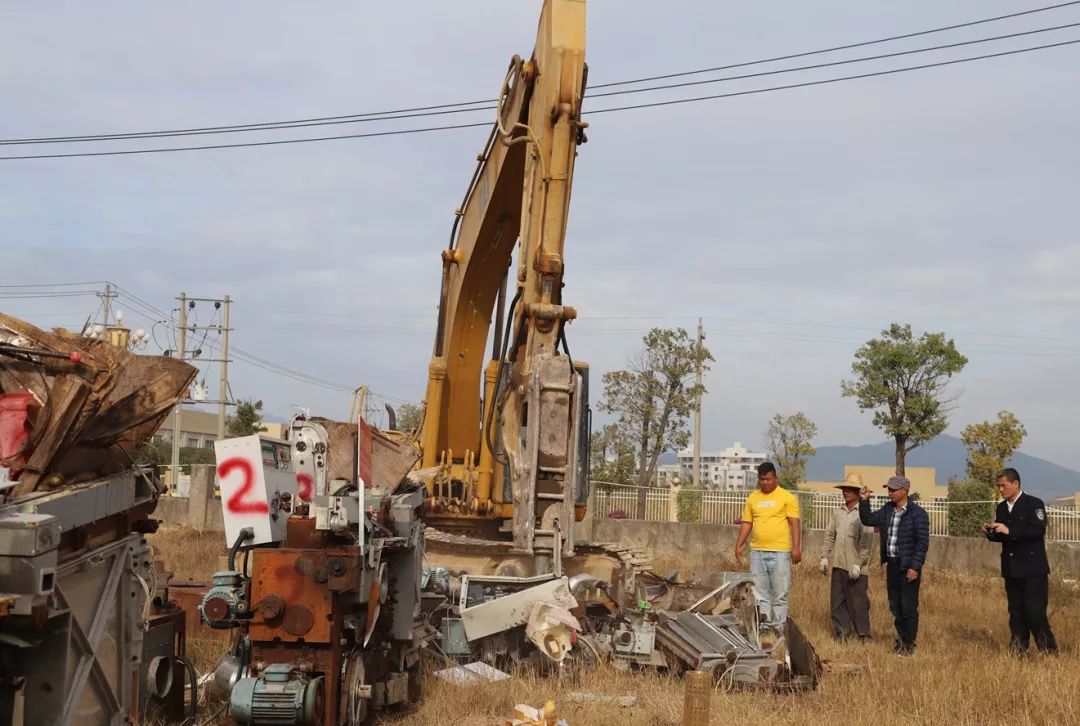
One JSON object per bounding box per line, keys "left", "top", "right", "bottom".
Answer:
{"left": 984, "top": 467, "right": 1058, "bottom": 654}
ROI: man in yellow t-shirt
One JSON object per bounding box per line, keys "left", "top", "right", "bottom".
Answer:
{"left": 734, "top": 462, "right": 802, "bottom": 630}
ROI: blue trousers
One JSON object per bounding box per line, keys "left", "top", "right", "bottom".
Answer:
{"left": 750, "top": 549, "right": 791, "bottom": 627}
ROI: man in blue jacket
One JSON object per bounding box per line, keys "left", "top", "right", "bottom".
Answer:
{"left": 859, "top": 475, "right": 930, "bottom": 656}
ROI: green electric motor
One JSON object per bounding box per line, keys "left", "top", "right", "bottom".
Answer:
{"left": 230, "top": 664, "right": 323, "bottom": 725}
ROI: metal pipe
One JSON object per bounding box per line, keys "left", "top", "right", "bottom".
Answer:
{"left": 432, "top": 255, "right": 452, "bottom": 358}
{"left": 0, "top": 343, "right": 80, "bottom": 362}
{"left": 491, "top": 267, "right": 508, "bottom": 360}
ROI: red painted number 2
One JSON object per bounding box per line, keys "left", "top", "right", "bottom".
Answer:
{"left": 296, "top": 473, "right": 313, "bottom": 501}
{"left": 219, "top": 457, "right": 268, "bottom": 514}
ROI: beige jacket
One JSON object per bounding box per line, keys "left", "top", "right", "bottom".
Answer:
{"left": 822, "top": 505, "right": 874, "bottom": 572}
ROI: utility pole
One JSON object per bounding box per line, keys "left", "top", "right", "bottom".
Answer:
{"left": 349, "top": 386, "right": 368, "bottom": 424}
{"left": 102, "top": 281, "right": 113, "bottom": 330}
{"left": 217, "top": 295, "right": 231, "bottom": 440}
{"left": 693, "top": 317, "right": 704, "bottom": 488}
{"left": 170, "top": 293, "right": 188, "bottom": 488}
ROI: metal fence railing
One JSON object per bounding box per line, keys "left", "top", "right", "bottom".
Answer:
{"left": 1048, "top": 508, "right": 1080, "bottom": 542}
{"left": 591, "top": 483, "right": 1080, "bottom": 543}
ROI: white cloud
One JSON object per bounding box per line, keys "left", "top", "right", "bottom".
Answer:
{"left": 2, "top": 0, "right": 1079, "bottom": 468}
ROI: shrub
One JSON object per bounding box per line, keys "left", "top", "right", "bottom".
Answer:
{"left": 676, "top": 487, "right": 703, "bottom": 523}
{"left": 948, "top": 479, "right": 996, "bottom": 538}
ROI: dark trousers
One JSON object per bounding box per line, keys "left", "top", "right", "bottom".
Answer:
{"left": 1005, "top": 576, "right": 1058, "bottom": 653}
{"left": 829, "top": 568, "right": 870, "bottom": 638}
{"left": 885, "top": 559, "right": 921, "bottom": 650}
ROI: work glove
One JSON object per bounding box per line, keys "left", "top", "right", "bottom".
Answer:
{"left": 818, "top": 557, "right": 829, "bottom": 575}
{"left": 848, "top": 565, "right": 861, "bottom": 580}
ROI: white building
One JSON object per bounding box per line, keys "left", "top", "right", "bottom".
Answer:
{"left": 655, "top": 463, "right": 682, "bottom": 487}
{"left": 676, "top": 442, "right": 768, "bottom": 491}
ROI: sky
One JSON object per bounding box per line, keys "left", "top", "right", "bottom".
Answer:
{"left": 2, "top": 1, "right": 1078, "bottom": 469}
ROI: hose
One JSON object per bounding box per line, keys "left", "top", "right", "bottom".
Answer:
{"left": 227, "top": 527, "right": 253, "bottom": 572}
{"left": 484, "top": 288, "right": 522, "bottom": 468}
{"left": 176, "top": 655, "right": 199, "bottom": 725}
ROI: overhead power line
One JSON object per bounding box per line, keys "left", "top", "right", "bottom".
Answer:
{"left": 0, "top": 103, "right": 498, "bottom": 146}
{"left": 0, "top": 121, "right": 493, "bottom": 160}
{"left": 0, "top": 280, "right": 109, "bottom": 288}
{"left": 191, "top": 320, "right": 416, "bottom": 402}
{"left": 585, "top": 21, "right": 1080, "bottom": 100}
{"left": 3, "top": 37, "right": 1078, "bottom": 161}
{"left": 0, "top": 100, "right": 496, "bottom": 146}
{"left": 585, "top": 38, "right": 1080, "bottom": 115}
{"left": 3, "top": 21, "right": 1077, "bottom": 150}
{"left": 590, "top": 0, "right": 1080, "bottom": 88}
{"left": 5, "top": 279, "right": 418, "bottom": 402}
{"left": 2, "top": 1, "right": 1078, "bottom": 147}
{"left": 0, "top": 291, "right": 100, "bottom": 299}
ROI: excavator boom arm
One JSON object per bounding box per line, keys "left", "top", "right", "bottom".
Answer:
{"left": 420, "top": 0, "right": 587, "bottom": 563}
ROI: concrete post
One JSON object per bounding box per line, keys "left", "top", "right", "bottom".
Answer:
{"left": 683, "top": 670, "right": 711, "bottom": 725}
{"left": 187, "top": 465, "right": 214, "bottom": 530}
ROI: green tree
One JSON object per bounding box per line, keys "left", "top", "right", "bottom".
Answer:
{"left": 962, "top": 410, "right": 1027, "bottom": 485}
{"left": 589, "top": 423, "right": 636, "bottom": 487}
{"left": 395, "top": 403, "right": 424, "bottom": 434}
{"left": 764, "top": 412, "right": 818, "bottom": 489}
{"left": 841, "top": 323, "right": 968, "bottom": 476}
{"left": 600, "top": 327, "right": 713, "bottom": 489}
{"left": 226, "top": 398, "right": 267, "bottom": 438}
{"left": 946, "top": 411, "right": 1025, "bottom": 538}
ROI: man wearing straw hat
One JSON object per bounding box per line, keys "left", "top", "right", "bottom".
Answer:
{"left": 819, "top": 473, "right": 875, "bottom": 642}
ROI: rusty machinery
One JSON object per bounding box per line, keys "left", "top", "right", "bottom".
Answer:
{"left": 0, "top": 313, "right": 200, "bottom": 725}
{"left": 202, "top": 417, "right": 432, "bottom": 725}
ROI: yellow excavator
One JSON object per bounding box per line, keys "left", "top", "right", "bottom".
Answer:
{"left": 418, "top": 0, "right": 608, "bottom": 578}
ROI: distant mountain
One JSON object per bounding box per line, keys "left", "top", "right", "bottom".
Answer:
{"left": 804, "top": 434, "right": 1080, "bottom": 500}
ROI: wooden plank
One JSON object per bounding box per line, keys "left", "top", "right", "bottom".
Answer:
{"left": 81, "top": 367, "right": 195, "bottom": 444}
{"left": 13, "top": 376, "right": 91, "bottom": 495}
{"left": 371, "top": 427, "right": 420, "bottom": 489}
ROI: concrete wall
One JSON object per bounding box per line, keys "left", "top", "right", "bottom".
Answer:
{"left": 152, "top": 465, "right": 225, "bottom": 531}
{"left": 152, "top": 483, "right": 1080, "bottom": 578}
{"left": 591, "top": 518, "right": 1080, "bottom": 578}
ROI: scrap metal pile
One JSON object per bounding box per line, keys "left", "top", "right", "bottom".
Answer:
{"left": 0, "top": 307, "right": 817, "bottom": 725}
{"left": 199, "top": 416, "right": 436, "bottom": 726}
{"left": 197, "top": 414, "right": 819, "bottom": 724}
{"left": 421, "top": 563, "right": 820, "bottom": 692}
{"left": 0, "top": 313, "right": 197, "bottom": 725}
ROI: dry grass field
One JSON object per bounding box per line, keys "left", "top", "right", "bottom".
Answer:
{"left": 148, "top": 527, "right": 1080, "bottom": 726}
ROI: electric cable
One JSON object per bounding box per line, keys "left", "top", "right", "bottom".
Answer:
{"left": 0, "top": 121, "right": 493, "bottom": 160}
{"left": 1, "top": 33, "right": 1075, "bottom": 162}
{"left": 585, "top": 37, "right": 1080, "bottom": 116}
{"left": 0, "top": 291, "right": 100, "bottom": 298}
{"left": 592, "top": 0, "right": 1080, "bottom": 88}
{"left": 4, "top": 1, "right": 1077, "bottom": 145}
{"left": 0, "top": 280, "right": 109, "bottom": 288}
{"left": 585, "top": 21, "right": 1080, "bottom": 100}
